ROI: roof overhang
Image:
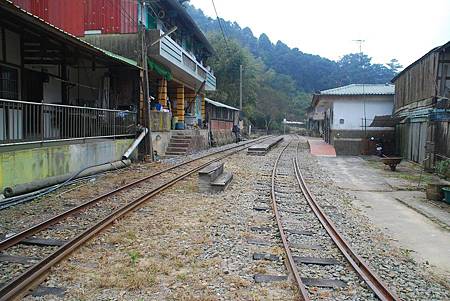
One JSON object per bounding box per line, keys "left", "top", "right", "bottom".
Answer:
{"left": 1, "top": 0, "right": 140, "bottom": 69}
{"left": 164, "top": 0, "right": 214, "bottom": 54}
{"left": 391, "top": 40, "right": 450, "bottom": 83}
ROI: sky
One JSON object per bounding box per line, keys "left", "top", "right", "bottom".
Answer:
{"left": 190, "top": 0, "right": 450, "bottom": 67}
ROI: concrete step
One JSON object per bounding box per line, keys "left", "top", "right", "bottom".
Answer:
{"left": 165, "top": 151, "right": 186, "bottom": 156}
{"left": 170, "top": 138, "right": 191, "bottom": 143}
{"left": 166, "top": 147, "right": 188, "bottom": 153}
{"left": 210, "top": 172, "right": 233, "bottom": 192}
{"left": 168, "top": 142, "right": 190, "bottom": 148}
{"left": 198, "top": 162, "right": 224, "bottom": 184}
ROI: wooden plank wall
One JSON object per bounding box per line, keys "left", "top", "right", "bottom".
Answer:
{"left": 394, "top": 52, "right": 439, "bottom": 110}
{"left": 396, "top": 121, "right": 428, "bottom": 163}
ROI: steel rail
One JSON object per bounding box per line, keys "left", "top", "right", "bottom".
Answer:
{"left": 292, "top": 158, "right": 400, "bottom": 301}
{"left": 270, "top": 140, "right": 310, "bottom": 301}
{"left": 0, "top": 136, "right": 269, "bottom": 252}
{"left": 0, "top": 137, "right": 264, "bottom": 300}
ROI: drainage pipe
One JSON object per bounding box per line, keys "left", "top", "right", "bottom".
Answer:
{"left": 122, "top": 127, "right": 149, "bottom": 160}
{"left": 3, "top": 160, "right": 131, "bottom": 198}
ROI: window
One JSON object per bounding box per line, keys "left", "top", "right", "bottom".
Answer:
{"left": 339, "top": 118, "right": 344, "bottom": 124}
{"left": 0, "top": 65, "right": 18, "bottom": 99}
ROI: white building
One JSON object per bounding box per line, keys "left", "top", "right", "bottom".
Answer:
{"left": 308, "top": 84, "right": 395, "bottom": 155}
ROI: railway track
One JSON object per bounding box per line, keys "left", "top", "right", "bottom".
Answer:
{"left": 0, "top": 137, "right": 268, "bottom": 300}
{"left": 267, "top": 137, "right": 400, "bottom": 300}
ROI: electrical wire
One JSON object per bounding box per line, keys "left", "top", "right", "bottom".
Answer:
{"left": 211, "top": 0, "right": 228, "bottom": 48}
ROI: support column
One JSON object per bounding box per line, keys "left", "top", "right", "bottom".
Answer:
{"left": 201, "top": 93, "right": 206, "bottom": 122}
{"left": 185, "top": 90, "right": 197, "bottom": 117}
{"left": 157, "top": 78, "right": 167, "bottom": 108}
{"left": 176, "top": 84, "right": 185, "bottom": 128}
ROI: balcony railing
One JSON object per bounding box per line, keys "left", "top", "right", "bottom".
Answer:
{"left": 0, "top": 99, "right": 137, "bottom": 146}
{"left": 148, "top": 29, "right": 216, "bottom": 91}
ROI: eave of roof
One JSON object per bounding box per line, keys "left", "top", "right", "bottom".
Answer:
{"left": 311, "top": 84, "right": 394, "bottom": 108}
{"left": 165, "top": 0, "right": 214, "bottom": 54}
{"left": 391, "top": 40, "right": 450, "bottom": 83}
{"left": 2, "top": 0, "right": 140, "bottom": 69}
{"left": 205, "top": 98, "right": 239, "bottom": 111}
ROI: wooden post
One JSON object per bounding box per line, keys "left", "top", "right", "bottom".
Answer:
{"left": 176, "top": 84, "right": 185, "bottom": 124}
{"left": 201, "top": 93, "right": 206, "bottom": 122}
{"left": 157, "top": 78, "right": 167, "bottom": 108}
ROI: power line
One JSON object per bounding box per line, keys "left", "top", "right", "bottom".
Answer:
{"left": 211, "top": 0, "right": 228, "bottom": 48}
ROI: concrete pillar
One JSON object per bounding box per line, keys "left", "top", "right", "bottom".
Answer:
{"left": 201, "top": 93, "right": 206, "bottom": 121}
{"left": 157, "top": 78, "right": 167, "bottom": 108}
{"left": 185, "top": 90, "right": 197, "bottom": 117}
{"left": 176, "top": 84, "right": 185, "bottom": 126}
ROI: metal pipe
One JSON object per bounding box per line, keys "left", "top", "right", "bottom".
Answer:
{"left": 3, "top": 160, "right": 131, "bottom": 198}
{"left": 122, "top": 127, "right": 148, "bottom": 160}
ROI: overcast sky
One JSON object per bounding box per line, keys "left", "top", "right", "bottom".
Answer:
{"left": 190, "top": 0, "right": 450, "bottom": 67}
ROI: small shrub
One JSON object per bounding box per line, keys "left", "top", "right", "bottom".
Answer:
{"left": 435, "top": 159, "right": 450, "bottom": 178}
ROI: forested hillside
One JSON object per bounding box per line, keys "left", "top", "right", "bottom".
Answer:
{"left": 186, "top": 4, "right": 401, "bottom": 130}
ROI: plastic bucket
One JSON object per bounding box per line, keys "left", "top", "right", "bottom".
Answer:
{"left": 441, "top": 187, "right": 450, "bottom": 204}
{"left": 175, "top": 122, "right": 185, "bottom": 130}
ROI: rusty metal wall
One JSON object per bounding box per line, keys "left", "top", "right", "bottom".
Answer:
{"left": 84, "top": 0, "right": 137, "bottom": 34}
{"left": 11, "top": 0, "right": 137, "bottom": 36}
{"left": 11, "top": 0, "right": 85, "bottom": 36}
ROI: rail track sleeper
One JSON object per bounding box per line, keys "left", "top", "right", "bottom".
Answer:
{"left": 293, "top": 157, "right": 400, "bottom": 301}
{"left": 0, "top": 138, "right": 270, "bottom": 300}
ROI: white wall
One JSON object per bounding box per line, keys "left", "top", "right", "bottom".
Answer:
{"left": 332, "top": 96, "right": 393, "bottom": 130}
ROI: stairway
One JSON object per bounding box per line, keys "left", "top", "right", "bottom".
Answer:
{"left": 198, "top": 162, "right": 233, "bottom": 193}
{"left": 165, "top": 133, "right": 192, "bottom": 157}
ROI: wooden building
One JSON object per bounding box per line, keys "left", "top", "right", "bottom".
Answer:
{"left": 11, "top": 0, "right": 216, "bottom": 130}
{"left": 392, "top": 41, "right": 450, "bottom": 168}
{"left": 205, "top": 98, "right": 239, "bottom": 146}
{"left": 0, "top": 1, "right": 143, "bottom": 196}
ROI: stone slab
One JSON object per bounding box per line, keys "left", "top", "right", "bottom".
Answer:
{"left": 20, "top": 237, "right": 67, "bottom": 247}
{"left": 247, "top": 238, "right": 274, "bottom": 246}
{"left": 302, "top": 277, "right": 346, "bottom": 288}
{"left": 30, "top": 286, "right": 66, "bottom": 297}
{"left": 293, "top": 256, "right": 339, "bottom": 265}
{"left": 0, "top": 254, "right": 39, "bottom": 264}
{"left": 254, "top": 274, "right": 288, "bottom": 283}
{"left": 253, "top": 253, "right": 280, "bottom": 261}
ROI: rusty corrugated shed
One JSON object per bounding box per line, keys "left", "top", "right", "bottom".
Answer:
{"left": 84, "top": 0, "right": 137, "bottom": 34}
{"left": 11, "top": 0, "right": 137, "bottom": 36}
{"left": 11, "top": 0, "right": 85, "bottom": 36}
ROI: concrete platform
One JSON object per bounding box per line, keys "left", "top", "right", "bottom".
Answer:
{"left": 308, "top": 139, "right": 336, "bottom": 157}
{"left": 317, "top": 156, "right": 450, "bottom": 277}
{"left": 247, "top": 137, "right": 283, "bottom": 155}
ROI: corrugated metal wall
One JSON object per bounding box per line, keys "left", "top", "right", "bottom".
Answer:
{"left": 84, "top": 0, "right": 137, "bottom": 34}
{"left": 11, "top": 0, "right": 138, "bottom": 36}
{"left": 12, "top": 0, "right": 85, "bottom": 36}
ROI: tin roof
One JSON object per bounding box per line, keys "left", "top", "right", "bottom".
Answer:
{"left": 2, "top": 0, "right": 140, "bottom": 69}
{"left": 205, "top": 98, "right": 239, "bottom": 111}
{"left": 318, "top": 84, "right": 395, "bottom": 96}
{"left": 391, "top": 40, "right": 450, "bottom": 83}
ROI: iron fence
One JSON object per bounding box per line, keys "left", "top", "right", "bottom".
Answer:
{"left": 0, "top": 98, "right": 137, "bottom": 146}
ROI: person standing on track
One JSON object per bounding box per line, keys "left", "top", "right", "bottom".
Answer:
{"left": 232, "top": 124, "right": 240, "bottom": 143}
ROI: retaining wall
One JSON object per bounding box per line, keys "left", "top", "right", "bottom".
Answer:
{"left": 0, "top": 139, "right": 134, "bottom": 194}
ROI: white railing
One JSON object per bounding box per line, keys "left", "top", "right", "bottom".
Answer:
{"left": 149, "top": 29, "right": 217, "bottom": 91}
{"left": 0, "top": 99, "right": 137, "bottom": 146}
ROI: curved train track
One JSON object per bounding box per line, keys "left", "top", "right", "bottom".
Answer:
{"left": 270, "top": 137, "right": 400, "bottom": 301}
{"left": 0, "top": 136, "right": 269, "bottom": 300}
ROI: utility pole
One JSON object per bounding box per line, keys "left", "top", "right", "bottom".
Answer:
{"left": 354, "top": 39, "right": 368, "bottom": 153}
{"left": 141, "top": 24, "right": 154, "bottom": 161}
{"left": 239, "top": 64, "right": 243, "bottom": 111}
